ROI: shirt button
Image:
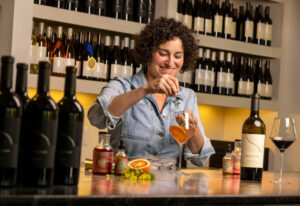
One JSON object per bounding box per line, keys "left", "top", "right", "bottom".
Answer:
{"left": 158, "top": 132, "right": 164, "bottom": 137}
{"left": 162, "top": 112, "right": 167, "bottom": 118}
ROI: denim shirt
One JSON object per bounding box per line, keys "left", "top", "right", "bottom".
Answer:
{"left": 88, "top": 71, "right": 215, "bottom": 166}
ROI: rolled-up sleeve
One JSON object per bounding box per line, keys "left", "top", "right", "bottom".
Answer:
{"left": 183, "top": 91, "right": 215, "bottom": 166}
{"left": 88, "top": 78, "right": 128, "bottom": 130}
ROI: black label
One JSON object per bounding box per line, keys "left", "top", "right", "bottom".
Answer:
{"left": 0, "top": 108, "right": 22, "bottom": 168}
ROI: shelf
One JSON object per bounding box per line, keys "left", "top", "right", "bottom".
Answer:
{"left": 194, "top": 34, "right": 281, "bottom": 59}
{"left": 33, "top": 4, "right": 145, "bottom": 35}
{"left": 28, "top": 74, "right": 106, "bottom": 94}
{"left": 195, "top": 93, "right": 278, "bottom": 111}
{"left": 28, "top": 74, "right": 277, "bottom": 110}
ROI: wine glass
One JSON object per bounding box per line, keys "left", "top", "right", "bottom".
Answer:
{"left": 270, "top": 117, "right": 297, "bottom": 183}
{"left": 169, "top": 111, "right": 196, "bottom": 175}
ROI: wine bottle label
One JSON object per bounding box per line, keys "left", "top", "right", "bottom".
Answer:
{"left": 231, "top": 21, "right": 236, "bottom": 38}
{"left": 193, "top": 17, "right": 204, "bottom": 32}
{"left": 182, "top": 71, "right": 192, "bottom": 84}
{"left": 204, "top": 69, "right": 211, "bottom": 86}
{"left": 95, "top": 62, "right": 108, "bottom": 79}
{"left": 214, "top": 15, "right": 223, "bottom": 33}
{"left": 56, "top": 118, "right": 83, "bottom": 167}
{"left": 182, "top": 14, "right": 193, "bottom": 29}
{"left": 53, "top": 57, "right": 66, "bottom": 74}
{"left": 195, "top": 69, "right": 205, "bottom": 85}
{"left": 110, "top": 63, "right": 122, "bottom": 79}
{"left": 245, "top": 81, "right": 254, "bottom": 95}
{"left": 245, "top": 20, "right": 254, "bottom": 38}
{"left": 256, "top": 22, "right": 265, "bottom": 39}
{"left": 75, "top": 61, "right": 81, "bottom": 76}
{"left": 205, "top": 19, "right": 212, "bottom": 34}
{"left": 0, "top": 112, "right": 22, "bottom": 168}
{"left": 241, "top": 133, "right": 265, "bottom": 168}
{"left": 264, "top": 83, "right": 272, "bottom": 98}
{"left": 238, "top": 80, "right": 246, "bottom": 95}
{"left": 176, "top": 12, "right": 183, "bottom": 23}
{"left": 217, "top": 72, "right": 226, "bottom": 87}
{"left": 93, "top": 150, "right": 113, "bottom": 174}
{"left": 265, "top": 24, "right": 272, "bottom": 41}
{"left": 257, "top": 82, "right": 265, "bottom": 96}
{"left": 82, "top": 57, "right": 97, "bottom": 77}
{"left": 225, "top": 73, "right": 234, "bottom": 89}
{"left": 65, "top": 58, "right": 75, "bottom": 67}
{"left": 34, "top": 45, "right": 47, "bottom": 63}
{"left": 224, "top": 17, "right": 233, "bottom": 35}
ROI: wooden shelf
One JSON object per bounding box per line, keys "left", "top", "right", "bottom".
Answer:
{"left": 33, "top": 4, "right": 145, "bottom": 35}
{"left": 194, "top": 34, "right": 281, "bottom": 59}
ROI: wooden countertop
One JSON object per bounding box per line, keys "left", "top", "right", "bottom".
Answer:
{"left": 1, "top": 168, "right": 300, "bottom": 205}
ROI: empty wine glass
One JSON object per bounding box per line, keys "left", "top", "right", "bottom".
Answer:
{"left": 169, "top": 111, "right": 196, "bottom": 175}
{"left": 270, "top": 117, "right": 297, "bottom": 183}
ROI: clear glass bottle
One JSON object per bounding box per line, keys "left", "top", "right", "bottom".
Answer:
{"left": 232, "top": 139, "right": 241, "bottom": 175}
{"left": 92, "top": 132, "right": 114, "bottom": 175}
{"left": 114, "top": 140, "right": 128, "bottom": 175}
{"left": 222, "top": 144, "right": 233, "bottom": 175}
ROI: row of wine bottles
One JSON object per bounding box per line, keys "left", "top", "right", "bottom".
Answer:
{"left": 34, "top": 0, "right": 155, "bottom": 24}
{"left": 0, "top": 57, "right": 84, "bottom": 187}
{"left": 30, "top": 21, "right": 142, "bottom": 81}
{"left": 178, "top": 48, "right": 273, "bottom": 100}
{"left": 177, "top": 0, "right": 273, "bottom": 46}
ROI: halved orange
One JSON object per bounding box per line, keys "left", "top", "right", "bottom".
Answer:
{"left": 128, "top": 159, "right": 151, "bottom": 173}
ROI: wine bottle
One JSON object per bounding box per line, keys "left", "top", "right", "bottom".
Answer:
{"left": 96, "top": 0, "right": 106, "bottom": 16}
{"left": 75, "top": 32, "right": 85, "bottom": 78}
{"left": 236, "top": 6, "right": 245, "bottom": 41}
{"left": 215, "top": 51, "right": 226, "bottom": 95}
{"left": 176, "top": 0, "right": 183, "bottom": 23}
{"left": 35, "top": 22, "right": 48, "bottom": 71}
{"left": 146, "top": 0, "right": 155, "bottom": 24}
{"left": 241, "top": 93, "right": 266, "bottom": 182}
{"left": 129, "top": 39, "right": 136, "bottom": 75}
{"left": 74, "top": 0, "right": 80, "bottom": 12}
{"left": 101, "top": 36, "right": 111, "bottom": 82}
{"left": 264, "top": 6, "right": 272, "bottom": 46}
{"left": 202, "top": 49, "right": 211, "bottom": 93}
{"left": 232, "top": 55, "right": 239, "bottom": 96}
{"left": 110, "top": 35, "right": 122, "bottom": 79}
{"left": 243, "top": 3, "right": 254, "bottom": 43}
{"left": 54, "top": 66, "right": 84, "bottom": 185}
{"left": 121, "top": 37, "right": 133, "bottom": 78}
{"left": 193, "top": 0, "right": 205, "bottom": 35}
{"left": 204, "top": 0, "right": 213, "bottom": 36}
{"left": 123, "top": 0, "right": 133, "bottom": 21}
{"left": 181, "top": 70, "right": 193, "bottom": 89}
{"left": 65, "top": 28, "right": 76, "bottom": 68}
{"left": 82, "top": 32, "right": 96, "bottom": 80}
{"left": 112, "top": 0, "right": 123, "bottom": 19}
{"left": 225, "top": 52, "right": 233, "bottom": 95}
{"left": 245, "top": 57, "right": 254, "bottom": 97}
{"left": 94, "top": 33, "right": 103, "bottom": 81}
{"left": 212, "top": 0, "right": 223, "bottom": 37}
{"left": 194, "top": 47, "right": 205, "bottom": 92}
{"left": 231, "top": 6, "right": 237, "bottom": 40}
{"left": 16, "top": 63, "right": 30, "bottom": 106}
{"left": 263, "top": 60, "right": 272, "bottom": 100}
{"left": 34, "top": 0, "right": 47, "bottom": 4}
{"left": 54, "top": 0, "right": 65, "bottom": 8}
{"left": 182, "top": 0, "right": 193, "bottom": 29}
{"left": 52, "top": 26, "right": 66, "bottom": 77}
{"left": 254, "top": 59, "right": 265, "bottom": 97}
{"left": 30, "top": 21, "right": 38, "bottom": 74}
{"left": 237, "top": 56, "right": 247, "bottom": 97}
{"left": 134, "top": 0, "right": 146, "bottom": 23}
{"left": 222, "top": 0, "right": 232, "bottom": 39}
{"left": 0, "top": 56, "right": 22, "bottom": 187}
{"left": 209, "top": 51, "right": 216, "bottom": 94}
{"left": 65, "top": 0, "right": 75, "bottom": 10}
{"left": 46, "top": 26, "right": 53, "bottom": 62}
{"left": 18, "top": 61, "right": 58, "bottom": 187}
{"left": 84, "top": 0, "right": 95, "bottom": 14}
{"left": 254, "top": 5, "right": 265, "bottom": 45}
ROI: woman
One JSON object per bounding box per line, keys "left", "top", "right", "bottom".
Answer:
{"left": 88, "top": 17, "right": 215, "bottom": 167}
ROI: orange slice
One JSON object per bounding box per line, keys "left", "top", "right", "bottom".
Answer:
{"left": 128, "top": 159, "right": 151, "bottom": 173}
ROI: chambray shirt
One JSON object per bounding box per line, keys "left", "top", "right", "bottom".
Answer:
{"left": 88, "top": 71, "right": 215, "bottom": 166}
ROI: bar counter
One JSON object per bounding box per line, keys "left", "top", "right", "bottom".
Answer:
{"left": 1, "top": 168, "right": 300, "bottom": 206}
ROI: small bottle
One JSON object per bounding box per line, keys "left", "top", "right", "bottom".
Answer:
{"left": 232, "top": 139, "right": 241, "bottom": 175}
{"left": 92, "top": 132, "right": 114, "bottom": 175}
{"left": 114, "top": 140, "right": 128, "bottom": 175}
{"left": 222, "top": 144, "right": 233, "bottom": 175}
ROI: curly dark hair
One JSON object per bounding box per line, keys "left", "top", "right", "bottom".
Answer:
{"left": 134, "top": 17, "right": 198, "bottom": 72}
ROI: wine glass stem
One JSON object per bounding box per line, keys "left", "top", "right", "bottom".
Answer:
{"left": 279, "top": 152, "right": 284, "bottom": 182}
{"left": 178, "top": 146, "right": 183, "bottom": 171}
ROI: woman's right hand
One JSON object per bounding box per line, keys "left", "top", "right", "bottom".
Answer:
{"left": 143, "top": 74, "right": 179, "bottom": 96}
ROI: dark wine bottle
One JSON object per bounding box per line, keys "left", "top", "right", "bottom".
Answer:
{"left": 121, "top": 37, "right": 133, "bottom": 78}
{"left": 75, "top": 32, "right": 85, "bottom": 78}
{"left": 182, "top": 0, "right": 193, "bottom": 29}
{"left": 264, "top": 6, "right": 272, "bottom": 46}
{"left": 202, "top": 49, "right": 211, "bottom": 93}
{"left": 222, "top": 0, "right": 232, "bottom": 39}
{"left": 194, "top": 47, "right": 204, "bottom": 92}
{"left": 209, "top": 51, "right": 216, "bottom": 94}
{"left": 94, "top": 33, "right": 103, "bottom": 81}
{"left": 254, "top": 59, "right": 265, "bottom": 97}
{"left": 129, "top": 39, "right": 136, "bottom": 75}
{"left": 65, "top": 0, "right": 75, "bottom": 10}
{"left": 34, "top": 0, "right": 47, "bottom": 4}
{"left": 84, "top": 0, "right": 95, "bottom": 14}
{"left": 82, "top": 32, "right": 96, "bottom": 80}
{"left": 65, "top": 28, "right": 76, "bottom": 68}
{"left": 245, "top": 57, "right": 254, "bottom": 97}
{"left": 212, "top": 0, "right": 223, "bottom": 37}
{"left": 176, "top": 0, "right": 183, "bottom": 23}
{"left": 134, "top": 0, "right": 146, "bottom": 23}
{"left": 263, "top": 60, "right": 272, "bottom": 100}
{"left": 52, "top": 26, "right": 66, "bottom": 77}
{"left": 16, "top": 63, "right": 30, "bottom": 106}
{"left": 146, "top": 0, "right": 155, "bottom": 24}
{"left": 237, "top": 56, "right": 247, "bottom": 97}
{"left": 215, "top": 51, "right": 226, "bottom": 95}
{"left": 253, "top": 5, "right": 265, "bottom": 45}
{"left": 231, "top": 6, "right": 237, "bottom": 40}
{"left": 54, "top": 0, "right": 65, "bottom": 8}
{"left": 112, "top": 0, "right": 123, "bottom": 19}
{"left": 243, "top": 3, "right": 254, "bottom": 43}
{"left": 193, "top": 0, "right": 205, "bottom": 35}
{"left": 18, "top": 61, "right": 58, "bottom": 187}
{"left": 54, "top": 66, "right": 84, "bottom": 185}
{"left": 0, "top": 56, "right": 22, "bottom": 187}
{"left": 225, "top": 52, "right": 233, "bottom": 95}
{"left": 110, "top": 35, "right": 122, "bottom": 79}
{"left": 236, "top": 6, "right": 245, "bottom": 41}
{"left": 102, "top": 36, "right": 111, "bottom": 82}
{"left": 46, "top": 26, "right": 53, "bottom": 62}
{"left": 122, "top": 0, "right": 133, "bottom": 21}
{"left": 95, "top": 0, "right": 106, "bottom": 16}
{"left": 241, "top": 93, "right": 266, "bottom": 182}
{"left": 204, "top": 0, "right": 213, "bottom": 36}
{"left": 74, "top": 0, "right": 81, "bottom": 12}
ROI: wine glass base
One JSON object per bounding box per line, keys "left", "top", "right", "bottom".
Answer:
{"left": 176, "top": 170, "right": 189, "bottom": 176}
